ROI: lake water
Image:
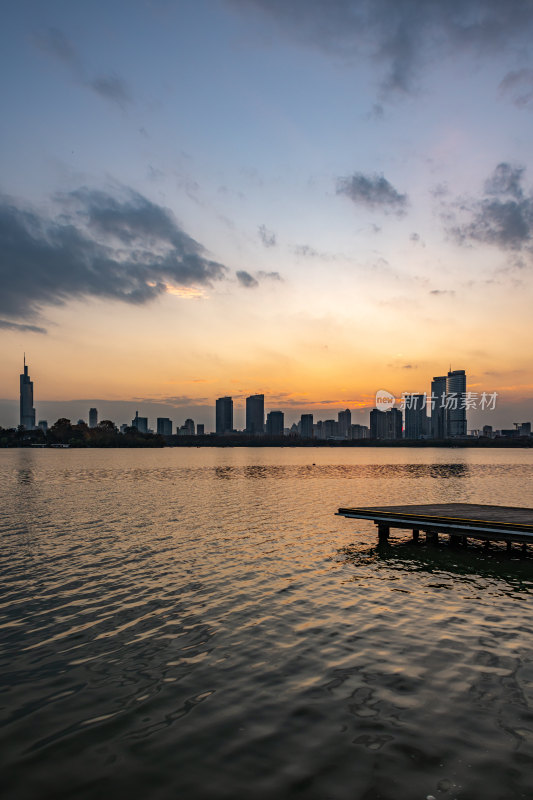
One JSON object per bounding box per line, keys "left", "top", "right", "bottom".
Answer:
{"left": 1, "top": 447, "right": 533, "bottom": 800}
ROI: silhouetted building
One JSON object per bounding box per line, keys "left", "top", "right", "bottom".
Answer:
{"left": 197, "top": 423, "right": 205, "bottom": 435}
{"left": 19, "top": 356, "right": 36, "bottom": 430}
{"left": 300, "top": 413, "right": 313, "bottom": 438}
{"left": 38, "top": 420, "right": 48, "bottom": 433}
{"left": 246, "top": 394, "right": 264, "bottom": 434}
{"left": 132, "top": 411, "right": 148, "bottom": 433}
{"left": 157, "top": 417, "right": 173, "bottom": 436}
{"left": 370, "top": 408, "right": 402, "bottom": 440}
{"left": 89, "top": 408, "right": 98, "bottom": 428}
{"left": 447, "top": 369, "right": 467, "bottom": 437}
{"left": 338, "top": 409, "right": 351, "bottom": 439}
{"left": 266, "top": 410, "right": 284, "bottom": 436}
{"left": 216, "top": 396, "right": 233, "bottom": 435}
{"left": 431, "top": 376, "right": 447, "bottom": 439}
{"left": 519, "top": 422, "right": 531, "bottom": 436}
{"left": 404, "top": 394, "right": 428, "bottom": 439}
{"left": 482, "top": 425, "right": 493, "bottom": 438}
{"left": 179, "top": 418, "right": 195, "bottom": 436}
{"left": 351, "top": 424, "right": 369, "bottom": 439}
{"left": 324, "top": 419, "right": 338, "bottom": 438}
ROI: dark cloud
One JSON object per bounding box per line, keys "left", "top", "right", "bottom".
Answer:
{"left": 258, "top": 224, "right": 277, "bottom": 247}
{"left": 229, "top": 0, "right": 533, "bottom": 95}
{"left": 500, "top": 69, "right": 533, "bottom": 109}
{"left": 34, "top": 27, "right": 133, "bottom": 108}
{"left": 484, "top": 163, "right": 524, "bottom": 199}
{"left": 0, "top": 319, "right": 47, "bottom": 334}
{"left": 337, "top": 172, "right": 408, "bottom": 214}
{"left": 0, "top": 188, "right": 228, "bottom": 323}
{"left": 236, "top": 270, "right": 259, "bottom": 288}
{"left": 89, "top": 75, "right": 132, "bottom": 108}
{"left": 448, "top": 162, "right": 533, "bottom": 253}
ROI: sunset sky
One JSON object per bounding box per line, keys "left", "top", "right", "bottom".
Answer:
{"left": 1, "top": 0, "right": 533, "bottom": 430}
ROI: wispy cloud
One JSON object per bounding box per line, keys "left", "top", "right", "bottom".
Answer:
{"left": 34, "top": 27, "right": 132, "bottom": 109}
{"left": 230, "top": 0, "right": 533, "bottom": 96}
{"left": 258, "top": 224, "right": 276, "bottom": 247}
{"left": 0, "top": 319, "right": 47, "bottom": 334}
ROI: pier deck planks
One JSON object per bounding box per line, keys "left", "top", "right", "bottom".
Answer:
{"left": 337, "top": 503, "right": 533, "bottom": 544}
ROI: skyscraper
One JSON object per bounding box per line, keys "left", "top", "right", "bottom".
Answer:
{"left": 19, "top": 356, "right": 35, "bottom": 430}
{"left": 216, "top": 396, "right": 233, "bottom": 434}
{"left": 132, "top": 411, "right": 148, "bottom": 433}
{"left": 300, "top": 413, "right": 313, "bottom": 438}
{"left": 446, "top": 369, "right": 467, "bottom": 437}
{"left": 266, "top": 410, "right": 284, "bottom": 436}
{"left": 157, "top": 417, "right": 173, "bottom": 436}
{"left": 370, "top": 408, "right": 402, "bottom": 440}
{"left": 404, "top": 394, "right": 428, "bottom": 439}
{"left": 246, "top": 394, "right": 264, "bottom": 434}
{"left": 89, "top": 408, "right": 98, "bottom": 428}
{"left": 338, "top": 409, "right": 352, "bottom": 439}
{"left": 430, "top": 376, "right": 447, "bottom": 439}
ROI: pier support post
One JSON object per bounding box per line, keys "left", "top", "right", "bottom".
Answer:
{"left": 462, "top": 536, "right": 468, "bottom": 547}
{"left": 507, "top": 541, "right": 512, "bottom": 553}
{"left": 412, "top": 529, "right": 419, "bottom": 543}
{"left": 377, "top": 523, "right": 390, "bottom": 542}
{"left": 426, "top": 530, "right": 439, "bottom": 545}
{"left": 450, "top": 534, "right": 461, "bottom": 547}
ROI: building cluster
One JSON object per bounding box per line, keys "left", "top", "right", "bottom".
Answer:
{"left": 16, "top": 360, "right": 533, "bottom": 441}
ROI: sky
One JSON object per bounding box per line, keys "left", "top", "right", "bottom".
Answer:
{"left": 1, "top": 0, "right": 533, "bottom": 431}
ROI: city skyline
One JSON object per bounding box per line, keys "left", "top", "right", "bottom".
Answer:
{"left": 1, "top": 1, "right": 532, "bottom": 427}
{"left": 11, "top": 357, "right": 531, "bottom": 438}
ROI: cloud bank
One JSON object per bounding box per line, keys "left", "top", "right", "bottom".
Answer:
{"left": 0, "top": 187, "right": 228, "bottom": 329}
{"left": 230, "top": 0, "right": 533, "bottom": 94}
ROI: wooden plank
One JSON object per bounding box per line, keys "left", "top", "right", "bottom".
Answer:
{"left": 336, "top": 502, "right": 533, "bottom": 544}
{"left": 337, "top": 503, "right": 533, "bottom": 532}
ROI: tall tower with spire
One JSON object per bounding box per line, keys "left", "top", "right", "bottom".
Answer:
{"left": 20, "top": 355, "right": 36, "bottom": 430}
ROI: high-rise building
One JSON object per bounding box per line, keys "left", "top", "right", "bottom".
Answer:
{"left": 246, "top": 394, "right": 264, "bottom": 434}
{"left": 404, "top": 394, "right": 428, "bottom": 439}
{"left": 266, "top": 410, "right": 284, "bottom": 436}
{"left": 300, "top": 414, "right": 313, "bottom": 438}
{"left": 197, "top": 423, "right": 205, "bottom": 436}
{"left": 181, "top": 418, "right": 195, "bottom": 435}
{"left": 338, "top": 409, "right": 352, "bottom": 439}
{"left": 370, "top": 408, "right": 402, "bottom": 440}
{"left": 132, "top": 411, "right": 148, "bottom": 433}
{"left": 216, "top": 396, "right": 233, "bottom": 434}
{"left": 89, "top": 407, "right": 98, "bottom": 428}
{"left": 351, "top": 424, "right": 369, "bottom": 439}
{"left": 447, "top": 369, "right": 467, "bottom": 437}
{"left": 431, "top": 376, "right": 447, "bottom": 439}
{"left": 38, "top": 420, "right": 48, "bottom": 433}
{"left": 157, "top": 417, "right": 173, "bottom": 436}
{"left": 19, "top": 356, "right": 36, "bottom": 430}
{"left": 324, "top": 419, "right": 339, "bottom": 438}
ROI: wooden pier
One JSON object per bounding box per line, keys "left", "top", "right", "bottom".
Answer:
{"left": 337, "top": 503, "right": 533, "bottom": 549}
